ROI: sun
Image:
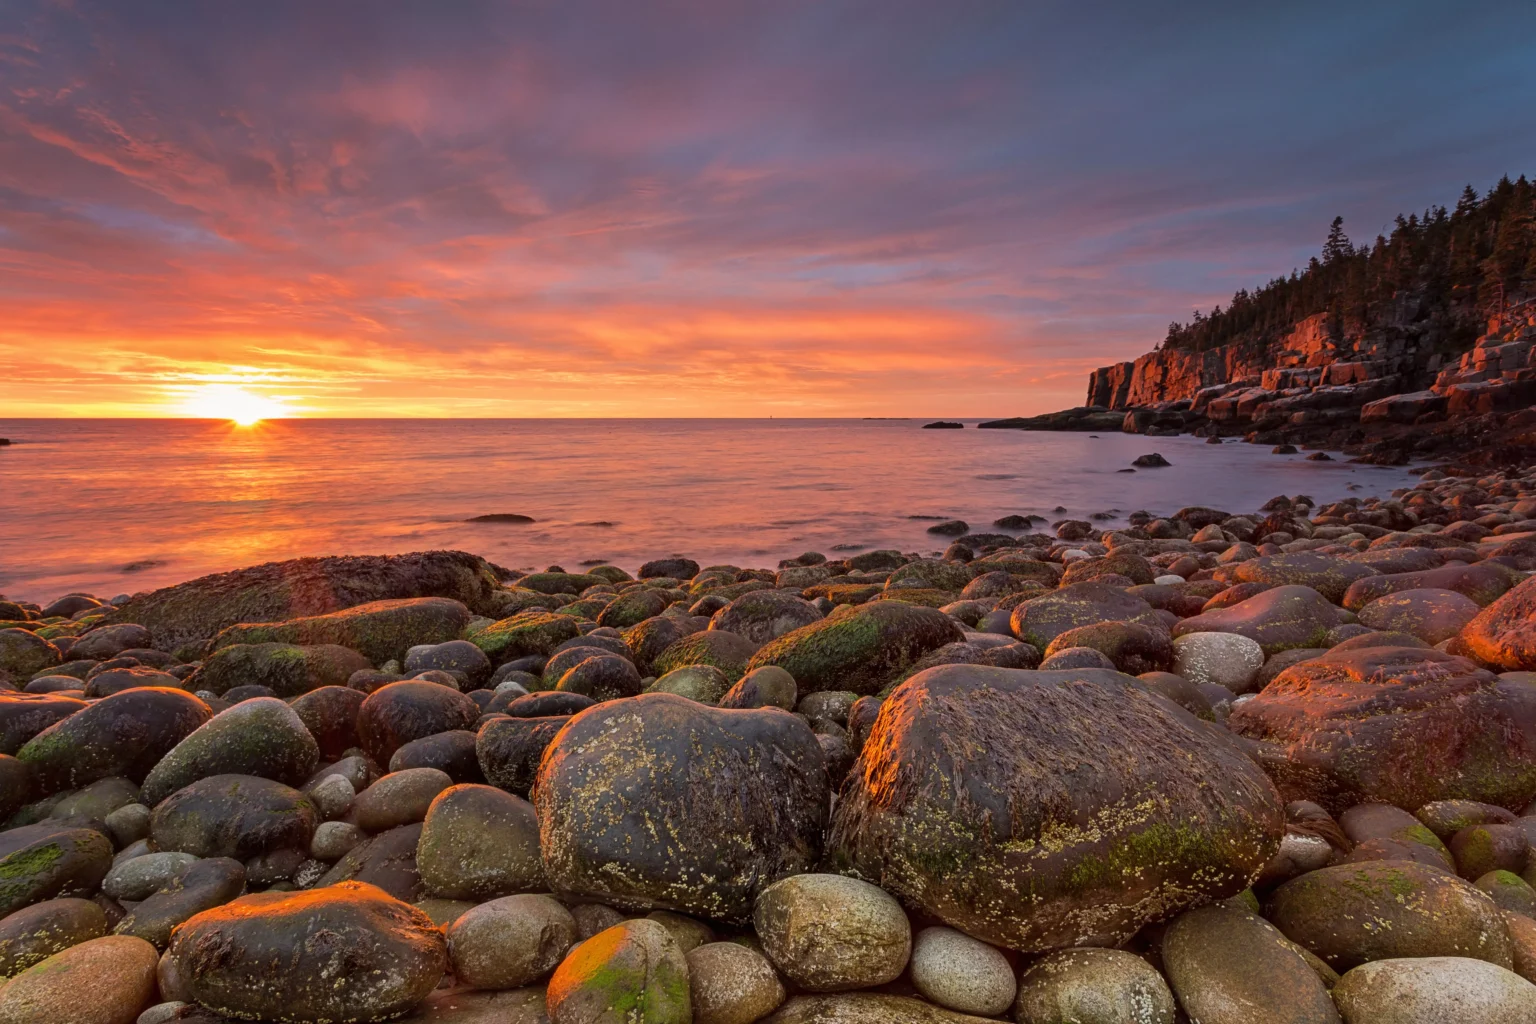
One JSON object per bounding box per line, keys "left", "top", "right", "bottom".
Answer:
{"left": 180, "top": 384, "right": 290, "bottom": 426}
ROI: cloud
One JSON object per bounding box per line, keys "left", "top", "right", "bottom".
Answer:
{"left": 1, "top": 0, "right": 1533, "bottom": 417}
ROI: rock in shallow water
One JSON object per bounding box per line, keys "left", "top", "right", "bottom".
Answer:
{"left": 163, "top": 881, "right": 446, "bottom": 1023}
{"left": 536, "top": 693, "right": 828, "bottom": 921}
{"left": 829, "top": 663, "right": 1283, "bottom": 951}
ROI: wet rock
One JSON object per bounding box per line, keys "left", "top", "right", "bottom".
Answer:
{"left": 114, "top": 856, "right": 246, "bottom": 949}
{"left": 393, "top": 986, "right": 550, "bottom": 1023}
{"left": 0, "top": 693, "right": 85, "bottom": 757}
{"left": 103, "top": 852, "right": 199, "bottom": 901}
{"left": 213, "top": 597, "right": 475, "bottom": 667}
{"left": 1009, "top": 583, "right": 1164, "bottom": 651}
{"left": 1230, "top": 647, "right": 1536, "bottom": 811}
{"left": 83, "top": 666, "right": 183, "bottom": 699}
{"left": 446, "top": 893, "right": 575, "bottom": 990}
{"left": 1460, "top": 575, "right": 1536, "bottom": 671}
{"left": 390, "top": 730, "right": 482, "bottom": 783}
{"left": 594, "top": 589, "right": 668, "bottom": 630}
{"left": 506, "top": 691, "right": 595, "bottom": 718}
{"left": 1041, "top": 620, "right": 1172, "bottom": 674}
{"left": 151, "top": 775, "right": 316, "bottom": 859}
{"left": 1268, "top": 859, "right": 1513, "bottom": 970}
{"left": 710, "top": 591, "right": 822, "bottom": 647}
{"left": 316, "top": 823, "right": 425, "bottom": 901}
{"left": 620, "top": 616, "right": 691, "bottom": 676}
{"left": 1358, "top": 588, "right": 1483, "bottom": 645}
{"left": 0, "top": 897, "right": 107, "bottom": 978}
{"left": 140, "top": 697, "right": 319, "bottom": 806}
{"left": 761, "top": 993, "right": 1000, "bottom": 1023}
{"left": 288, "top": 685, "right": 366, "bottom": 759}
{"left": 908, "top": 926, "right": 1015, "bottom": 1016}
{"left": 1233, "top": 552, "right": 1380, "bottom": 603}
{"left": 686, "top": 941, "right": 786, "bottom": 1024}
{"left": 162, "top": 881, "right": 447, "bottom": 1023}
{"left": 1451, "top": 823, "right": 1529, "bottom": 880}
{"left": 570, "top": 903, "right": 626, "bottom": 940}
{"left": 416, "top": 784, "right": 543, "bottom": 901}
{"left": 829, "top": 664, "right": 1283, "bottom": 951}
{"left": 1038, "top": 646, "right": 1116, "bottom": 670}
{"left": 1060, "top": 552, "right": 1157, "bottom": 587}
{"left": 745, "top": 602, "right": 964, "bottom": 696}
{"left": 536, "top": 693, "right": 828, "bottom": 920}
{"left": 1172, "top": 585, "right": 1342, "bottom": 655}
{"left": 17, "top": 687, "right": 211, "bottom": 794}
{"left": 1132, "top": 453, "right": 1170, "bottom": 467}
{"left": 1332, "top": 956, "right": 1536, "bottom": 1023}
{"left": 472, "top": 613, "right": 583, "bottom": 667}
{"left": 1416, "top": 799, "right": 1516, "bottom": 839}
{"left": 1171, "top": 631, "right": 1267, "bottom": 694}
{"left": 1162, "top": 903, "right": 1341, "bottom": 1024}
{"left": 190, "top": 643, "right": 371, "bottom": 698}
{"left": 310, "top": 820, "right": 365, "bottom": 860}
{"left": 0, "top": 824, "right": 113, "bottom": 917}
{"left": 101, "top": 551, "right": 503, "bottom": 651}
{"left": 555, "top": 655, "right": 645, "bottom": 702}
{"left": 652, "top": 630, "right": 757, "bottom": 683}
{"left": 647, "top": 664, "right": 731, "bottom": 704}
{"left": 1133, "top": 671, "right": 1216, "bottom": 720}
{"left": 405, "top": 640, "right": 493, "bottom": 689}
{"left": 1339, "top": 803, "right": 1454, "bottom": 870}
{"left": 1342, "top": 562, "right": 1524, "bottom": 611}
{"left": 476, "top": 716, "right": 570, "bottom": 797}
{"left": 354, "top": 768, "right": 454, "bottom": 832}
{"left": 0, "top": 934, "right": 158, "bottom": 1024}
{"left": 1477, "top": 870, "right": 1536, "bottom": 917}
{"left": 1013, "top": 947, "right": 1176, "bottom": 1024}
{"left": 68, "top": 624, "right": 152, "bottom": 662}
{"left": 357, "top": 681, "right": 480, "bottom": 765}
{"left": 718, "top": 665, "right": 797, "bottom": 710}
{"left": 545, "top": 918, "right": 691, "bottom": 1024}
{"left": 753, "top": 873, "right": 910, "bottom": 992}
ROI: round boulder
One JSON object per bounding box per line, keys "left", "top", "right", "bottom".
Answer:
{"left": 17, "top": 687, "right": 211, "bottom": 794}
{"left": 0, "top": 934, "right": 157, "bottom": 1024}
{"left": 1014, "top": 947, "right": 1176, "bottom": 1024}
{"left": 753, "top": 873, "right": 911, "bottom": 992}
{"left": 908, "top": 926, "right": 1015, "bottom": 1016}
{"left": 1332, "top": 956, "right": 1536, "bottom": 1023}
{"left": 356, "top": 681, "right": 480, "bottom": 765}
{"left": 710, "top": 591, "right": 822, "bottom": 647}
{"left": 139, "top": 697, "right": 319, "bottom": 806}
{"left": 150, "top": 774, "right": 316, "bottom": 860}
{"left": 1171, "top": 631, "right": 1266, "bottom": 694}
{"left": 446, "top": 893, "right": 576, "bottom": 990}
{"left": 745, "top": 602, "right": 964, "bottom": 696}
{"left": 416, "top": 783, "right": 544, "bottom": 901}
{"left": 546, "top": 918, "right": 690, "bottom": 1024}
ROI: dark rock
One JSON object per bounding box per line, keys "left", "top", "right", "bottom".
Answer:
{"left": 476, "top": 716, "right": 570, "bottom": 799}
{"left": 504, "top": 691, "right": 595, "bottom": 718}
{"left": 402, "top": 640, "right": 493, "bottom": 690}
{"left": 0, "top": 693, "right": 84, "bottom": 757}
{"left": 1173, "top": 585, "right": 1342, "bottom": 655}
{"left": 151, "top": 774, "right": 316, "bottom": 859}
{"left": 389, "top": 730, "right": 483, "bottom": 784}
{"left": 1042, "top": 621, "right": 1173, "bottom": 674}
{"left": 17, "top": 688, "right": 211, "bottom": 795}
{"left": 926, "top": 520, "right": 969, "bottom": 537}
{"left": 416, "top": 784, "right": 544, "bottom": 901}
{"left": 114, "top": 857, "right": 245, "bottom": 950}
{"left": 0, "top": 630, "right": 61, "bottom": 680}
{"left": 466, "top": 513, "right": 534, "bottom": 523}
{"left": 1231, "top": 646, "right": 1536, "bottom": 811}
{"left": 289, "top": 685, "right": 366, "bottom": 759}
{"left": 640, "top": 558, "right": 700, "bottom": 580}
{"left": 0, "top": 897, "right": 108, "bottom": 978}
{"left": 0, "top": 824, "right": 113, "bottom": 918}
{"left": 710, "top": 591, "right": 822, "bottom": 646}
{"left": 1232, "top": 553, "right": 1381, "bottom": 604}
{"left": 745, "top": 602, "right": 965, "bottom": 696}
{"left": 213, "top": 598, "right": 472, "bottom": 668}
{"left": 357, "top": 681, "right": 480, "bottom": 765}
{"left": 82, "top": 666, "right": 182, "bottom": 699}
{"left": 1162, "top": 903, "right": 1339, "bottom": 1024}
{"left": 595, "top": 589, "right": 668, "bottom": 629}
{"left": 621, "top": 617, "right": 691, "bottom": 676}
{"left": 829, "top": 664, "right": 1282, "bottom": 951}
{"left": 140, "top": 697, "right": 319, "bottom": 806}
{"left": 317, "top": 824, "right": 425, "bottom": 901}
{"left": 471, "top": 612, "right": 582, "bottom": 667}
{"left": 188, "top": 643, "right": 371, "bottom": 699}
{"left": 1009, "top": 582, "right": 1164, "bottom": 651}
{"left": 535, "top": 693, "right": 829, "bottom": 920}
{"left": 652, "top": 630, "right": 758, "bottom": 682}
{"left": 922, "top": 421, "right": 963, "bottom": 429}
{"left": 353, "top": 768, "right": 452, "bottom": 832}
{"left": 1131, "top": 453, "right": 1171, "bottom": 467}
{"left": 162, "top": 881, "right": 446, "bottom": 1022}
{"left": 554, "top": 655, "right": 644, "bottom": 702}
{"left": 68, "top": 624, "right": 152, "bottom": 662}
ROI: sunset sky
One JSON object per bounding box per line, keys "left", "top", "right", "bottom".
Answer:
{"left": 2, "top": 1, "right": 1532, "bottom": 418}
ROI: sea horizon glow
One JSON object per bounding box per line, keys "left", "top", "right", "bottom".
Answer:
{"left": 2, "top": 2, "right": 1533, "bottom": 419}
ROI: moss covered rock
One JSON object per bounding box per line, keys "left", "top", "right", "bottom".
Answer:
{"left": 213, "top": 597, "right": 471, "bottom": 667}
{"left": 647, "top": 664, "right": 731, "bottom": 704}
{"left": 0, "top": 824, "right": 113, "bottom": 919}
{"left": 1233, "top": 552, "right": 1381, "bottom": 604}
{"left": 828, "top": 664, "right": 1283, "bottom": 952}
{"left": 416, "top": 784, "right": 544, "bottom": 901}
{"left": 535, "top": 693, "right": 828, "bottom": 920}
{"left": 1268, "top": 860, "right": 1512, "bottom": 970}
{"left": 519, "top": 572, "right": 609, "bottom": 596}
{"left": 1357, "top": 587, "right": 1483, "bottom": 645}
{"left": 475, "top": 715, "right": 570, "bottom": 797}
{"left": 1172, "top": 584, "right": 1342, "bottom": 655}
{"left": 190, "top": 642, "right": 370, "bottom": 697}
{"left": 596, "top": 589, "right": 669, "bottom": 629}
{"left": 163, "top": 881, "right": 446, "bottom": 1023}
{"left": 652, "top": 630, "right": 758, "bottom": 683}
{"left": 710, "top": 591, "right": 822, "bottom": 646}
{"left": 0, "top": 897, "right": 107, "bottom": 979}
{"left": 140, "top": 697, "right": 319, "bottom": 806}
{"left": 0, "top": 630, "right": 61, "bottom": 681}
{"left": 101, "top": 550, "right": 505, "bottom": 651}
{"left": 471, "top": 612, "right": 582, "bottom": 667}
{"left": 1009, "top": 582, "right": 1164, "bottom": 652}
{"left": 1230, "top": 646, "right": 1536, "bottom": 811}
{"left": 17, "top": 688, "right": 210, "bottom": 794}
{"left": 745, "top": 602, "right": 965, "bottom": 696}
{"left": 885, "top": 560, "right": 974, "bottom": 592}
{"left": 1059, "top": 552, "right": 1157, "bottom": 587}
{"left": 150, "top": 774, "right": 316, "bottom": 859}
{"left": 546, "top": 918, "right": 691, "bottom": 1024}
{"left": 0, "top": 694, "right": 85, "bottom": 757}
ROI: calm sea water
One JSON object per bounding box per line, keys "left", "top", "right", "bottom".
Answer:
{"left": 0, "top": 419, "right": 1421, "bottom": 604}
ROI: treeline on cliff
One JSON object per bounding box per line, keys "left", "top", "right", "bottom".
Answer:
{"left": 1162, "top": 175, "right": 1536, "bottom": 355}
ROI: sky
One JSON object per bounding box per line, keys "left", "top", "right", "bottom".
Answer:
{"left": 1, "top": 1, "right": 1533, "bottom": 418}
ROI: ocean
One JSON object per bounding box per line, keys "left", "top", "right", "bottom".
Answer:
{"left": 0, "top": 418, "right": 1422, "bottom": 603}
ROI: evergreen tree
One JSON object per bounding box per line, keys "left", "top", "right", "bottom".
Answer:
{"left": 1322, "top": 216, "right": 1353, "bottom": 265}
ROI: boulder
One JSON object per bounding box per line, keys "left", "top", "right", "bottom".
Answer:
{"left": 357, "top": 681, "right": 480, "bottom": 765}
{"left": 647, "top": 664, "right": 732, "bottom": 704}
{"left": 0, "top": 630, "right": 62, "bottom": 681}
{"left": 1171, "top": 631, "right": 1266, "bottom": 693}
{"left": 1041, "top": 620, "right": 1173, "bottom": 674}
{"left": 0, "top": 897, "right": 107, "bottom": 978}
{"left": 0, "top": 823, "right": 112, "bottom": 919}
{"left": 140, "top": 697, "right": 319, "bottom": 806}
{"left": 150, "top": 774, "right": 316, "bottom": 859}
{"left": 594, "top": 589, "right": 669, "bottom": 629}
{"left": 63, "top": 624, "right": 150, "bottom": 661}
{"left": 404, "top": 640, "right": 493, "bottom": 689}
{"left": 416, "top": 784, "right": 544, "bottom": 901}
{"left": 1172, "top": 585, "right": 1343, "bottom": 655}
{"left": 754, "top": 873, "right": 910, "bottom": 993}
{"left": 1332, "top": 957, "right": 1536, "bottom": 1024}
{"left": 1232, "top": 552, "right": 1380, "bottom": 603}
{"left": 829, "top": 664, "right": 1282, "bottom": 951}
{"left": 1357, "top": 588, "right": 1483, "bottom": 645}
{"left": 1460, "top": 575, "right": 1536, "bottom": 671}
{"left": 908, "top": 926, "right": 1015, "bottom": 1016}
{"left": 354, "top": 768, "right": 453, "bottom": 832}
{"left": 1230, "top": 646, "right": 1536, "bottom": 811}
{"left": 545, "top": 918, "right": 690, "bottom": 1024}
{"left": 162, "top": 881, "right": 446, "bottom": 1022}
{"left": 189, "top": 643, "right": 370, "bottom": 698}
{"left": 710, "top": 591, "right": 822, "bottom": 646}
{"left": 686, "top": 942, "right": 785, "bottom": 1024}
{"left": 0, "top": 693, "right": 85, "bottom": 756}
{"left": 213, "top": 597, "right": 472, "bottom": 667}
{"left": 471, "top": 613, "right": 583, "bottom": 667}
{"left": 317, "top": 823, "right": 425, "bottom": 902}
{"left": 113, "top": 856, "right": 246, "bottom": 949}
{"left": 554, "top": 655, "right": 645, "bottom": 702}
{"left": 445, "top": 893, "right": 576, "bottom": 990}
{"left": 289, "top": 685, "right": 366, "bottom": 759}
{"left": 1341, "top": 563, "right": 1524, "bottom": 611}
{"left": 102, "top": 550, "right": 504, "bottom": 650}
{"left": 476, "top": 715, "right": 570, "bottom": 797}
{"left": 1268, "top": 860, "right": 1512, "bottom": 970}
{"left": 744, "top": 602, "right": 964, "bottom": 696}
{"left": 390, "top": 730, "right": 482, "bottom": 783}
{"left": 535, "top": 693, "right": 828, "bottom": 920}
{"left": 1009, "top": 583, "right": 1164, "bottom": 651}
{"left": 760, "top": 994, "right": 1000, "bottom": 1023}
{"left": 1013, "top": 947, "right": 1176, "bottom": 1024}
{"left": 0, "top": 934, "right": 158, "bottom": 1024}
{"left": 652, "top": 630, "right": 758, "bottom": 683}
{"left": 103, "top": 852, "right": 199, "bottom": 901}
{"left": 16, "top": 688, "right": 211, "bottom": 794}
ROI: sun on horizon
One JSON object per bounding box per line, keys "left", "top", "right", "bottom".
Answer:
{"left": 178, "top": 384, "right": 292, "bottom": 426}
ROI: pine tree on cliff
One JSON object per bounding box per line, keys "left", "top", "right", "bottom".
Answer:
{"left": 1322, "top": 217, "right": 1353, "bottom": 265}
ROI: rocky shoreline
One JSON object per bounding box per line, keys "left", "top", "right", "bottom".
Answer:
{"left": 2, "top": 464, "right": 1536, "bottom": 1023}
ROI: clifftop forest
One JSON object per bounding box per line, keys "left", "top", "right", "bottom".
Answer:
{"left": 1160, "top": 175, "right": 1536, "bottom": 356}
